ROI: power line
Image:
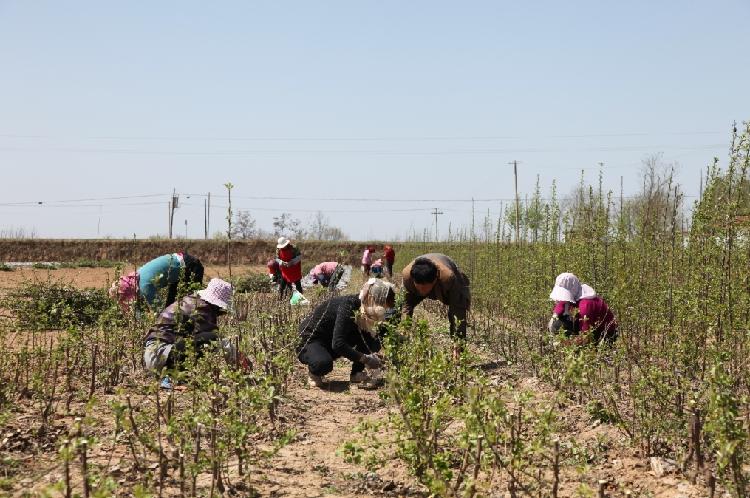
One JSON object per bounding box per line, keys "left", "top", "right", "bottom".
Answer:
{"left": 0, "top": 130, "right": 728, "bottom": 141}
{"left": 0, "top": 143, "right": 727, "bottom": 156}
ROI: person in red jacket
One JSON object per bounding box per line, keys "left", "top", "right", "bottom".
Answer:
{"left": 383, "top": 245, "right": 396, "bottom": 278}
{"left": 276, "top": 237, "right": 303, "bottom": 300}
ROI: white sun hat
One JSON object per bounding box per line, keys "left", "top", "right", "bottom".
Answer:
{"left": 276, "top": 237, "right": 291, "bottom": 249}
{"left": 549, "top": 272, "right": 582, "bottom": 303}
{"left": 580, "top": 284, "right": 596, "bottom": 299}
{"left": 197, "top": 278, "right": 233, "bottom": 309}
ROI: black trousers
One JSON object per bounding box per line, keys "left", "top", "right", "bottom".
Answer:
{"left": 384, "top": 260, "right": 394, "bottom": 277}
{"left": 297, "top": 338, "right": 381, "bottom": 377}
{"left": 166, "top": 254, "right": 205, "bottom": 306}
{"left": 279, "top": 279, "right": 303, "bottom": 299}
{"left": 165, "top": 331, "right": 219, "bottom": 369}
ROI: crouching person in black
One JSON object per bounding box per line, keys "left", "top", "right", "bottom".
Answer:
{"left": 297, "top": 278, "right": 396, "bottom": 388}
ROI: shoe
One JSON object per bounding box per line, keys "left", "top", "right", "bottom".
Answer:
{"left": 160, "top": 376, "right": 173, "bottom": 390}
{"left": 308, "top": 373, "right": 325, "bottom": 388}
{"left": 349, "top": 371, "right": 370, "bottom": 383}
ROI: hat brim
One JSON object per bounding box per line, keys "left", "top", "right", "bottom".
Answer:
{"left": 197, "top": 289, "right": 230, "bottom": 309}
{"left": 550, "top": 286, "right": 576, "bottom": 303}
{"left": 580, "top": 284, "right": 596, "bottom": 299}
{"left": 276, "top": 241, "right": 290, "bottom": 249}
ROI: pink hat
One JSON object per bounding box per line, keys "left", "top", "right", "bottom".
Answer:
{"left": 197, "top": 278, "right": 233, "bottom": 309}
{"left": 549, "top": 273, "right": 582, "bottom": 303}
{"left": 110, "top": 272, "right": 138, "bottom": 301}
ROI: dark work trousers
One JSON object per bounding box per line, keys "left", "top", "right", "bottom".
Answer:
{"left": 297, "top": 337, "right": 381, "bottom": 377}
{"left": 279, "top": 279, "right": 303, "bottom": 300}
{"left": 165, "top": 331, "right": 219, "bottom": 369}
{"left": 166, "top": 254, "right": 205, "bottom": 307}
{"left": 384, "top": 260, "right": 394, "bottom": 278}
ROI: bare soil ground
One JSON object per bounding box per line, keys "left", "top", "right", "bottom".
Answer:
{"left": 0, "top": 267, "right": 717, "bottom": 497}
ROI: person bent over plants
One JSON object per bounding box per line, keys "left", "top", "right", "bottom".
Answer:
{"left": 296, "top": 279, "right": 396, "bottom": 388}
{"left": 143, "top": 278, "right": 249, "bottom": 388}
{"left": 275, "top": 237, "right": 303, "bottom": 300}
{"left": 267, "top": 258, "right": 282, "bottom": 285}
{"left": 401, "top": 253, "right": 471, "bottom": 354}
{"left": 309, "top": 261, "right": 346, "bottom": 289}
{"left": 110, "top": 252, "right": 204, "bottom": 312}
{"left": 548, "top": 272, "right": 618, "bottom": 346}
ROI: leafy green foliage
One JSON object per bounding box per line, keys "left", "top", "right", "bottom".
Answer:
{"left": 6, "top": 280, "right": 115, "bottom": 329}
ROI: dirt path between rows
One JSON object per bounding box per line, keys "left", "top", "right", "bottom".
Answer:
{"left": 248, "top": 364, "right": 419, "bottom": 497}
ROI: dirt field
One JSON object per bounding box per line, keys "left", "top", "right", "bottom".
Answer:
{"left": 0, "top": 267, "right": 718, "bottom": 497}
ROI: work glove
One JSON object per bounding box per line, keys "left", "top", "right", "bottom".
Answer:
{"left": 361, "top": 353, "right": 382, "bottom": 370}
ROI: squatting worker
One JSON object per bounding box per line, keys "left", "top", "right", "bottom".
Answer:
{"left": 143, "top": 278, "right": 249, "bottom": 375}
{"left": 549, "top": 272, "right": 618, "bottom": 345}
{"left": 401, "top": 253, "right": 471, "bottom": 341}
{"left": 297, "top": 279, "right": 396, "bottom": 388}
{"left": 110, "top": 252, "right": 204, "bottom": 311}
{"left": 275, "top": 237, "right": 304, "bottom": 300}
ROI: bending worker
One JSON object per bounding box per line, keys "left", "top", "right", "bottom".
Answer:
{"left": 142, "top": 278, "right": 248, "bottom": 379}
{"left": 309, "top": 261, "right": 343, "bottom": 288}
{"left": 548, "top": 272, "right": 618, "bottom": 345}
{"left": 401, "top": 253, "right": 471, "bottom": 342}
{"left": 111, "top": 252, "right": 204, "bottom": 311}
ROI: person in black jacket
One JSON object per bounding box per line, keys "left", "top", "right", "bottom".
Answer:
{"left": 297, "top": 279, "right": 396, "bottom": 388}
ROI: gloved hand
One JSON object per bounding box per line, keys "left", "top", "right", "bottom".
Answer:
{"left": 361, "top": 353, "right": 382, "bottom": 370}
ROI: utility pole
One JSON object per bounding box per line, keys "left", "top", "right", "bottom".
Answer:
{"left": 169, "top": 189, "right": 179, "bottom": 239}
{"left": 184, "top": 219, "right": 188, "bottom": 239}
{"left": 204, "top": 198, "right": 208, "bottom": 239}
{"left": 509, "top": 160, "right": 521, "bottom": 242}
{"left": 207, "top": 192, "right": 211, "bottom": 238}
{"left": 431, "top": 207, "right": 444, "bottom": 241}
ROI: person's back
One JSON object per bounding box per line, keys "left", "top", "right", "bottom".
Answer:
{"left": 401, "top": 253, "right": 469, "bottom": 304}
{"left": 578, "top": 296, "right": 617, "bottom": 343}
{"left": 145, "top": 294, "right": 219, "bottom": 344}
{"left": 401, "top": 253, "right": 471, "bottom": 341}
{"left": 299, "top": 294, "right": 360, "bottom": 344}
{"left": 138, "top": 254, "right": 181, "bottom": 305}
{"left": 362, "top": 248, "right": 372, "bottom": 265}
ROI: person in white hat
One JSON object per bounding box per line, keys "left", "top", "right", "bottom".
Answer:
{"left": 548, "top": 274, "right": 618, "bottom": 345}
{"left": 296, "top": 278, "right": 396, "bottom": 388}
{"left": 275, "top": 237, "right": 304, "bottom": 300}
{"left": 143, "top": 278, "right": 249, "bottom": 383}
{"left": 548, "top": 272, "right": 582, "bottom": 334}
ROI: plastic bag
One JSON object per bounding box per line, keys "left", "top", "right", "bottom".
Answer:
{"left": 290, "top": 290, "right": 310, "bottom": 306}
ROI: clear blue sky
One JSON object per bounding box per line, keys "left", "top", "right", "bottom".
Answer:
{"left": 1, "top": 1, "right": 748, "bottom": 240}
